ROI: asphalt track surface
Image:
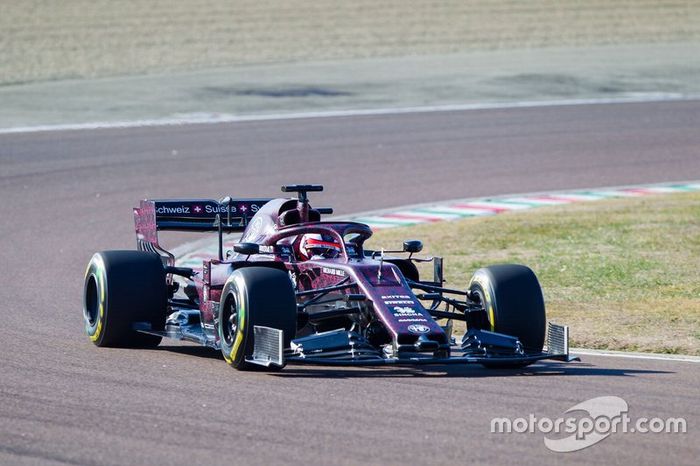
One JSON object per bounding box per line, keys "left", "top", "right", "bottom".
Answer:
{"left": 1, "top": 100, "right": 699, "bottom": 465}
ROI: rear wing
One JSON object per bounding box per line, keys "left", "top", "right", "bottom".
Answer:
{"left": 134, "top": 198, "right": 271, "bottom": 264}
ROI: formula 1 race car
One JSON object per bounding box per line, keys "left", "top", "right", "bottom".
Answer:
{"left": 82, "top": 185, "right": 576, "bottom": 370}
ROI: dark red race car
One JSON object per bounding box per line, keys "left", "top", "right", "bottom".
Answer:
{"left": 82, "top": 185, "right": 576, "bottom": 370}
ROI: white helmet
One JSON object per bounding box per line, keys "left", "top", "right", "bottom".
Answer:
{"left": 299, "top": 233, "right": 341, "bottom": 260}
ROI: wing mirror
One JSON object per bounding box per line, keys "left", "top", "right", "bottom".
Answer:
{"left": 233, "top": 243, "right": 260, "bottom": 255}
{"left": 403, "top": 240, "right": 423, "bottom": 254}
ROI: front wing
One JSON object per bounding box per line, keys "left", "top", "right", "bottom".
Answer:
{"left": 249, "top": 322, "right": 579, "bottom": 368}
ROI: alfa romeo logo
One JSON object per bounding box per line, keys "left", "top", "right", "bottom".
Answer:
{"left": 407, "top": 324, "right": 430, "bottom": 334}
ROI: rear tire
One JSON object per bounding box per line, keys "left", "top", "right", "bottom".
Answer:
{"left": 468, "top": 264, "right": 546, "bottom": 368}
{"left": 83, "top": 251, "right": 167, "bottom": 347}
{"left": 219, "top": 267, "right": 297, "bottom": 370}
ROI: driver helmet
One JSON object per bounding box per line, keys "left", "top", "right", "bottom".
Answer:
{"left": 299, "top": 233, "right": 341, "bottom": 260}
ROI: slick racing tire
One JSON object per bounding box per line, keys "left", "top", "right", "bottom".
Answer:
{"left": 83, "top": 250, "right": 167, "bottom": 348}
{"left": 219, "top": 267, "right": 297, "bottom": 370}
{"left": 468, "top": 264, "right": 546, "bottom": 368}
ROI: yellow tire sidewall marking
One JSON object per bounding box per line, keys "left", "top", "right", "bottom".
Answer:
{"left": 470, "top": 273, "right": 495, "bottom": 332}
{"left": 88, "top": 254, "right": 107, "bottom": 342}
{"left": 229, "top": 274, "right": 247, "bottom": 363}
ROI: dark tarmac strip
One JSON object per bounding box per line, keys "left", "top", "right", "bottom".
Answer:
{"left": 1, "top": 100, "right": 698, "bottom": 465}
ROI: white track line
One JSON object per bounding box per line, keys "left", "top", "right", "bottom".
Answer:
{"left": 446, "top": 337, "right": 700, "bottom": 363}
{"left": 502, "top": 196, "right": 572, "bottom": 205}
{"left": 1, "top": 94, "right": 698, "bottom": 135}
{"left": 459, "top": 201, "right": 534, "bottom": 210}
{"left": 570, "top": 348, "right": 700, "bottom": 363}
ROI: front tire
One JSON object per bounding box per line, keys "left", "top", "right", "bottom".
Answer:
{"left": 468, "top": 264, "right": 546, "bottom": 368}
{"left": 83, "top": 251, "right": 166, "bottom": 347}
{"left": 219, "top": 267, "right": 297, "bottom": 370}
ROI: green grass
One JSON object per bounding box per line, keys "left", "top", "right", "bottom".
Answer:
{"left": 366, "top": 192, "right": 700, "bottom": 355}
